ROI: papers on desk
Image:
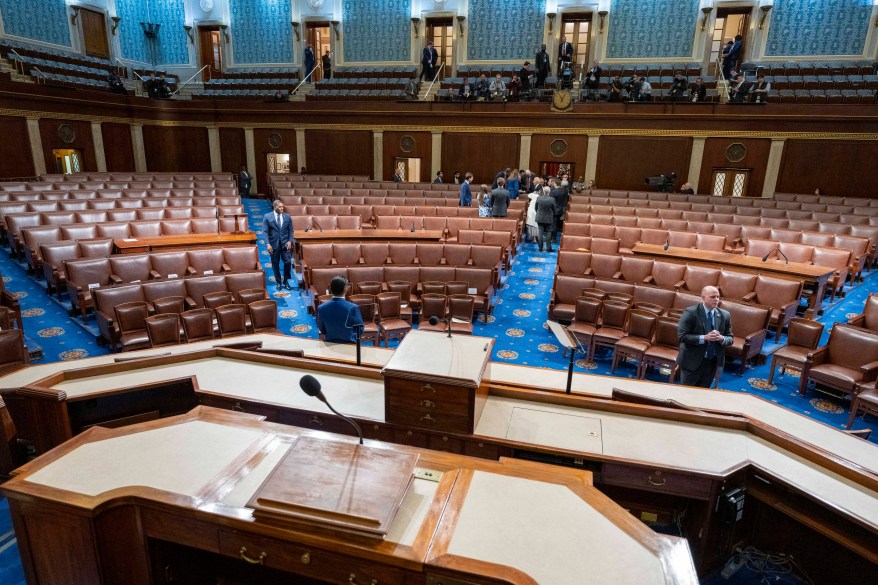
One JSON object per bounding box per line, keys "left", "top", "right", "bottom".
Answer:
{"left": 122, "top": 238, "right": 138, "bottom": 242}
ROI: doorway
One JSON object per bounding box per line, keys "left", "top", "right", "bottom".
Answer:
{"left": 711, "top": 168, "right": 750, "bottom": 197}
{"left": 79, "top": 7, "right": 110, "bottom": 59}
{"left": 425, "top": 18, "right": 453, "bottom": 77}
{"left": 539, "top": 161, "right": 575, "bottom": 180}
{"left": 560, "top": 13, "right": 592, "bottom": 75}
{"left": 267, "top": 153, "right": 292, "bottom": 175}
{"left": 708, "top": 8, "right": 750, "bottom": 75}
{"left": 306, "top": 23, "right": 331, "bottom": 82}
{"left": 198, "top": 26, "right": 223, "bottom": 81}
{"left": 393, "top": 157, "right": 422, "bottom": 182}
{"left": 53, "top": 149, "right": 84, "bottom": 174}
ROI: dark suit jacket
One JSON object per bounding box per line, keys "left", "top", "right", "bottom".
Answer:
{"left": 263, "top": 211, "right": 293, "bottom": 248}
{"left": 584, "top": 66, "right": 602, "bottom": 88}
{"left": 558, "top": 42, "right": 573, "bottom": 63}
{"left": 317, "top": 297, "right": 363, "bottom": 343}
{"left": 422, "top": 47, "right": 438, "bottom": 67}
{"left": 535, "top": 51, "right": 550, "bottom": 75}
{"left": 549, "top": 187, "right": 568, "bottom": 217}
{"left": 534, "top": 194, "right": 556, "bottom": 224}
{"left": 459, "top": 181, "right": 472, "bottom": 206}
{"left": 490, "top": 188, "right": 509, "bottom": 217}
{"left": 519, "top": 68, "right": 531, "bottom": 90}
{"left": 676, "top": 304, "right": 733, "bottom": 371}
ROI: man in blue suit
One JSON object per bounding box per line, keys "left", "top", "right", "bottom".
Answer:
{"left": 317, "top": 276, "right": 363, "bottom": 343}
{"left": 459, "top": 172, "right": 473, "bottom": 206}
{"left": 263, "top": 200, "right": 294, "bottom": 290}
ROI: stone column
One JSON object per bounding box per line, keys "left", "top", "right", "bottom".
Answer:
{"left": 207, "top": 127, "right": 222, "bottom": 172}
{"left": 244, "top": 128, "right": 257, "bottom": 193}
{"left": 90, "top": 122, "right": 107, "bottom": 172}
{"left": 762, "top": 138, "right": 786, "bottom": 198}
{"left": 687, "top": 137, "right": 706, "bottom": 191}
{"left": 295, "top": 128, "right": 307, "bottom": 173}
{"left": 519, "top": 133, "right": 532, "bottom": 172}
{"left": 584, "top": 134, "right": 600, "bottom": 184}
{"left": 130, "top": 124, "right": 147, "bottom": 172}
{"left": 373, "top": 131, "right": 383, "bottom": 180}
{"left": 25, "top": 118, "right": 46, "bottom": 176}
{"left": 431, "top": 131, "right": 442, "bottom": 179}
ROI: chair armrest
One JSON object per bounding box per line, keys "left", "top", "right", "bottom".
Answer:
{"left": 807, "top": 345, "right": 829, "bottom": 366}
{"left": 110, "top": 275, "right": 122, "bottom": 284}
{"left": 149, "top": 270, "right": 161, "bottom": 279}
{"left": 185, "top": 296, "right": 197, "bottom": 309}
{"left": 848, "top": 314, "right": 866, "bottom": 327}
{"left": 222, "top": 263, "right": 232, "bottom": 272}
{"left": 612, "top": 271, "right": 622, "bottom": 279}
{"left": 643, "top": 275, "right": 655, "bottom": 284}
{"left": 742, "top": 292, "right": 757, "bottom": 302}
{"left": 860, "top": 360, "right": 878, "bottom": 383}
{"left": 186, "top": 266, "right": 196, "bottom": 275}
{"left": 584, "top": 267, "right": 593, "bottom": 276}
{"left": 674, "top": 279, "right": 685, "bottom": 289}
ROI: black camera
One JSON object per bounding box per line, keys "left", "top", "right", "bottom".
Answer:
{"left": 645, "top": 172, "right": 677, "bottom": 192}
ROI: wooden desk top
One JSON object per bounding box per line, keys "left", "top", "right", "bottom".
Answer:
{"left": 114, "top": 232, "right": 257, "bottom": 252}
{"left": 382, "top": 330, "right": 493, "bottom": 387}
{"left": 632, "top": 243, "right": 835, "bottom": 280}
{"left": 3, "top": 408, "right": 697, "bottom": 585}
{"left": 296, "top": 229, "right": 444, "bottom": 242}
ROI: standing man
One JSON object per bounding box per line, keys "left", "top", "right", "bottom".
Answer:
{"left": 421, "top": 40, "right": 439, "bottom": 82}
{"left": 490, "top": 177, "right": 510, "bottom": 218}
{"left": 557, "top": 36, "right": 573, "bottom": 79}
{"left": 321, "top": 50, "right": 332, "bottom": 79}
{"left": 534, "top": 43, "right": 551, "bottom": 88}
{"left": 263, "top": 200, "right": 294, "bottom": 291}
{"left": 519, "top": 61, "right": 532, "bottom": 93}
{"left": 677, "top": 286, "right": 734, "bottom": 388}
{"left": 583, "top": 60, "right": 601, "bottom": 100}
{"left": 304, "top": 42, "right": 316, "bottom": 82}
{"left": 549, "top": 176, "right": 568, "bottom": 241}
{"left": 317, "top": 276, "right": 364, "bottom": 343}
{"left": 459, "top": 172, "right": 474, "bottom": 206}
{"left": 238, "top": 164, "right": 252, "bottom": 197}
{"left": 534, "top": 186, "right": 557, "bottom": 252}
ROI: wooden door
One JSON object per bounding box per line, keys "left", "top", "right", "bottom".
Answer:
{"left": 198, "top": 27, "right": 222, "bottom": 81}
{"left": 80, "top": 8, "right": 110, "bottom": 59}
{"left": 306, "top": 24, "right": 330, "bottom": 82}
{"left": 426, "top": 19, "right": 453, "bottom": 77}
{"left": 560, "top": 13, "right": 592, "bottom": 74}
{"left": 711, "top": 169, "right": 750, "bottom": 197}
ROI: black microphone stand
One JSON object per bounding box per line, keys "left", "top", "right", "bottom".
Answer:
{"left": 355, "top": 323, "right": 362, "bottom": 366}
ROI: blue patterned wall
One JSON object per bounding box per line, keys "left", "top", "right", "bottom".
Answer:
{"left": 230, "top": 0, "right": 293, "bottom": 64}
{"left": 115, "top": 0, "right": 188, "bottom": 65}
{"left": 606, "top": 0, "right": 700, "bottom": 59}
{"left": 765, "top": 0, "right": 872, "bottom": 57}
{"left": 467, "top": 0, "right": 546, "bottom": 61}
{"left": 0, "top": 0, "right": 70, "bottom": 47}
{"left": 342, "top": 0, "right": 412, "bottom": 62}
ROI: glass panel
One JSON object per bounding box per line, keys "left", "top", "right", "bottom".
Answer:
{"left": 712, "top": 173, "right": 726, "bottom": 197}
{"left": 732, "top": 173, "right": 746, "bottom": 197}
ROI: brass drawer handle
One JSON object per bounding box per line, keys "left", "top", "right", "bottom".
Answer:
{"left": 239, "top": 546, "right": 266, "bottom": 565}
{"left": 647, "top": 475, "right": 666, "bottom": 487}
{"left": 300, "top": 552, "right": 311, "bottom": 564}
{"left": 308, "top": 415, "right": 324, "bottom": 426}
{"left": 420, "top": 399, "right": 436, "bottom": 408}
{"left": 420, "top": 414, "right": 436, "bottom": 423}
{"left": 348, "top": 575, "right": 377, "bottom": 585}
{"left": 420, "top": 384, "right": 435, "bottom": 393}
{"left": 232, "top": 402, "right": 244, "bottom": 413}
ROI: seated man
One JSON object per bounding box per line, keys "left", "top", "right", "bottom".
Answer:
{"left": 474, "top": 74, "right": 490, "bottom": 100}
{"left": 507, "top": 73, "right": 521, "bottom": 101}
{"left": 489, "top": 73, "right": 507, "bottom": 101}
{"left": 689, "top": 77, "right": 707, "bottom": 102}
{"left": 404, "top": 77, "right": 419, "bottom": 100}
{"left": 668, "top": 71, "right": 688, "bottom": 101}
{"left": 583, "top": 60, "right": 601, "bottom": 100}
{"left": 640, "top": 77, "right": 653, "bottom": 101}
{"left": 750, "top": 74, "right": 771, "bottom": 103}
{"left": 108, "top": 71, "right": 126, "bottom": 94}
{"left": 625, "top": 75, "right": 642, "bottom": 102}
{"left": 459, "top": 77, "right": 474, "bottom": 100}
{"left": 608, "top": 74, "right": 624, "bottom": 102}
{"left": 316, "top": 276, "right": 364, "bottom": 343}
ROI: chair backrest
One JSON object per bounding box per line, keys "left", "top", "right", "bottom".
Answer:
{"left": 248, "top": 300, "right": 278, "bottom": 332}
{"left": 356, "top": 280, "right": 383, "bottom": 296}
{"left": 825, "top": 324, "right": 878, "bottom": 370}
{"left": 348, "top": 294, "right": 377, "bottom": 322}
{"left": 203, "top": 290, "right": 234, "bottom": 309}
{"left": 600, "top": 300, "right": 631, "bottom": 329}
{"left": 376, "top": 292, "right": 402, "bottom": 320}
{"left": 386, "top": 280, "right": 413, "bottom": 304}
{"left": 215, "top": 304, "right": 248, "bottom": 337}
{"left": 419, "top": 293, "right": 447, "bottom": 321}
{"left": 422, "top": 281, "right": 447, "bottom": 296}
{"left": 573, "top": 296, "right": 602, "bottom": 325}
{"left": 180, "top": 308, "right": 215, "bottom": 342}
{"left": 153, "top": 295, "right": 185, "bottom": 315}
{"left": 145, "top": 314, "right": 182, "bottom": 347}
{"left": 653, "top": 316, "right": 680, "bottom": 348}
{"left": 626, "top": 309, "right": 658, "bottom": 340}
{"left": 446, "top": 280, "right": 469, "bottom": 296}
{"left": 0, "top": 329, "right": 28, "bottom": 370}
{"left": 786, "top": 318, "right": 824, "bottom": 350}
{"left": 114, "top": 301, "right": 149, "bottom": 334}
{"left": 448, "top": 294, "right": 475, "bottom": 322}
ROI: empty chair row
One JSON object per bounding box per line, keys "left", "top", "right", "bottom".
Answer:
{"left": 1, "top": 182, "right": 235, "bottom": 193}
{"left": 276, "top": 190, "right": 459, "bottom": 202}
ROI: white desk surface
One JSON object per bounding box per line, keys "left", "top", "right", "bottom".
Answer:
{"left": 382, "top": 330, "right": 492, "bottom": 385}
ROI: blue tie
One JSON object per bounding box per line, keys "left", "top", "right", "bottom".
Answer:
{"left": 706, "top": 310, "right": 716, "bottom": 359}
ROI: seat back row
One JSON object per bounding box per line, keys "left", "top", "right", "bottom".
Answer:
{"left": 573, "top": 189, "right": 878, "bottom": 208}
{"left": 277, "top": 189, "right": 458, "bottom": 200}
{"left": 1, "top": 183, "right": 236, "bottom": 193}
{"left": 270, "top": 181, "right": 459, "bottom": 192}
{"left": 0, "top": 193, "right": 240, "bottom": 206}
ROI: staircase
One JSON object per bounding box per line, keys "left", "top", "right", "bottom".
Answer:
{"left": 0, "top": 58, "right": 36, "bottom": 84}
{"left": 419, "top": 82, "right": 439, "bottom": 102}
{"left": 290, "top": 83, "right": 314, "bottom": 102}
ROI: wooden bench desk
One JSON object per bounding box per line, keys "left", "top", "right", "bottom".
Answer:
{"left": 114, "top": 232, "right": 257, "bottom": 254}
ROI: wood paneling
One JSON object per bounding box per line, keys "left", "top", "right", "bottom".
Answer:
{"left": 101, "top": 123, "right": 134, "bottom": 172}
{"left": 0, "top": 116, "right": 35, "bottom": 178}
{"left": 441, "top": 133, "right": 520, "bottom": 186}
{"left": 698, "top": 138, "right": 771, "bottom": 198}
{"left": 253, "top": 128, "right": 297, "bottom": 189}
{"left": 304, "top": 130, "right": 372, "bottom": 176}
{"left": 777, "top": 140, "right": 878, "bottom": 198}
{"left": 529, "top": 134, "right": 589, "bottom": 178}
{"left": 219, "top": 128, "right": 246, "bottom": 174}
{"left": 141, "top": 126, "right": 211, "bottom": 172}
{"left": 596, "top": 137, "right": 692, "bottom": 191}
{"left": 382, "top": 131, "right": 431, "bottom": 182}
{"left": 39, "top": 119, "right": 96, "bottom": 174}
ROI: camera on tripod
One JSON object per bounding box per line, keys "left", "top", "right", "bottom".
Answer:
{"left": 560, "top": 62, "right": 574, "bottom": 90}
{"left": 645, "top": 172, "right": 677, "bottom": 192}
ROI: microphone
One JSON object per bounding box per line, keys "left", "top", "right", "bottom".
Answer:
{"left": 299, "top": 374, "right": 363, "bottom": 444}
{"left": 776, "top": 248, "right": 789, "bottom": 264}
{"left": 312, "top": 219, "right": 323, "bottom": 232}
{"left": 429, "top": 315, "right": 452, "bottom": 338}
{"left": 410, "top": 222, "right": 415, "bottom": 233}
{"left": 663, "top": 239, "right": 670, "bottom": 251}
{"left": 304, "top": 225, "right": 311, "bottom": 232}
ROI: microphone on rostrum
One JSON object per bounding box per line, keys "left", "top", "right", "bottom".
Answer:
{"left": 429, "top": 315, "right": 452, "bottom": 338}
{"left": 776, "top": 248, "right": 789, "bottom": 264}
{"left": 299, "top": 374, "right": 363, "bottom": 444}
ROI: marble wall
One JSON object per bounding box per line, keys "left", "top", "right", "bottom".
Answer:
{"left": 764, "top": 0, "right": 872, "bottom": 57}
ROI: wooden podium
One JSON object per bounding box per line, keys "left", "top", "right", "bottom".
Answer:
{"left": 381, "top": 330, "right": 494, "bottom": 434}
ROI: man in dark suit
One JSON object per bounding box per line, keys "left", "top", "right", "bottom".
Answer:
{"left": 583, "top": 60, "right": 601, "bottom": 100}
{"left": 434, "top": 171, "right": 444, "bottom": 184}
{"left": 421, "top": 41, "right": 439, "bottom": 82}
{"left": 519, "top": 61, "right": 532, "bottom": 92}
{"left": 490, "top": 177, "right": 510, "bottom": 218}
{"left": 304, "top": 42, "right": 315, "bottom": 82}
{"left": 548, "top": 177, "right": 568, "bottom": 240}
{"left": 459, "top": 172, "right": 473, "bottom": 206}
{"left": 263, "top": 200, "right": 294, "bottom": 290}
{"left": 558, "top": 37, "right": 574, "bottom": 78}
{"left": 316, "top": 276, "right": 363, "bottom": 343}
{"left": 668, "top": 71, "right": 688, "bottom": 101}
{"left": 534, "top": 44, "right": 551, "bottom": 88}
{"left": 534, "top": 187, "right": 556, "bottom": 252}
{"left": 676, "top": 286, "right": 734, "bottom": 388}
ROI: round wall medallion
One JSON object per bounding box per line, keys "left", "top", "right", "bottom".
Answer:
{"left": 58, "top": 124, "right": 76, "bottom": 144}
{"left": 550, "top": 139, "right": 568, "bottom": 158}
{"left": 726, "top": 143, "right": 746, "bottom": 163}
{"left": 400, "top": 135, "right": 415, "bottom": 153}
{"left": 199, "top": 0, "right": 215, "bottom": 14}
{"left": 268, "top": 133, "right": 283, "bottom": 149}
{"left": 307, "top": 0, "right": 326, "bottom": 9}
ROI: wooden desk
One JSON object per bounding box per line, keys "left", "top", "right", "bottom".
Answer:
{"left": 296, "top": 229, "right": 444, "bottom": 244}
{"left": 114, "top": 232, "right": 257, "bottom": 254}
{"left": 1, "top": 407, "right": 697, "bottom": 585}
{"left": 632, "top": 243, "right": 835, "bottom": 318}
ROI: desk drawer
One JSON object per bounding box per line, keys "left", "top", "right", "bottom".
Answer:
{"left": 385, "top": 377, "right": 472, "bottom": 406}
{"left": 218, "top": 529, "right": 407, "bottom": 585}
{"left": 387, "top": 407, "right": 471, "bottom": 434}
{"left": 602, "top": 463, "right": 713, "bottom": 500}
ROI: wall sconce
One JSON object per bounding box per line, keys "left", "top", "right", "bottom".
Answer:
{"left": 219, "top": 24, "right": 229, "bottom": 42}
{"left": 110, "top": 16, "right": 122, "bottom": 36}
{"left": 546, "top": 13, "right": 556, "bottom": 34}
{"left": 70, "top": 6, "right": 81, "bottom": 25}
{"left": 456, "top": 15, "right": 466, "bottom": 36}
{"left": 411, "top": 17, "right": 420, "bottom": 38}
{"left": 330, "top": 21, "right": 340, "bottom": 41}
{"left": 184, "top": 25, "right": 194, "bottom": 44}
{"left": 700, "top": 7, "right": 713, "bottom": 32}
{"left": 292, "top": 21, "right": 300, "bottom": 42}
{"left": 758, "top": 5, "right": 773, "bottom": 30}
{"left": 598, "top": 11, "right": 608, "bottom": 34}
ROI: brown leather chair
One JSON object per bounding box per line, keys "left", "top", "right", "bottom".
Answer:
{"left": 223, "top": 247, "right": 260, "bottom": 272}
{"left": 751, "top": 276, "right": 804, "bottom": 341}
{"left": 237, "top": 288, "right": 268, "bottom": 306}
{"left": 421, "top": 281, "right": 447, "bottom": 297}
{"left": 448, "top": 294, "right": 475, "bottom": 335}
{"left": 181, "top": 308, "right": 216, "bottom": 343}
{"left": 215, "top": 304, "right": 248, "bottom": 337}
{"left": 721, "top": 301, "right": 771, "bottom": 375}
{"left": 184, "top": 275, "right": 228, "bottom": 309}
{"left": 801, "top": 324, "right": 878, "bottom": 399}
{"left": 846, "top": 386, "right": 878, "bottom": 430}
{"left": 203, "top": 291, "right": 234, "bottom": 310}
{"left": 39, "top": 241, "right": 80, "bottom": 299}
{"left": 0, "top": 271, "right": 23, "bottom": 330}
{"left": 348, "top": 294, "right": 380, "bottom": 345}
{"left": 109, "top": 255, "right": 153, "bottom": 284}
{"left": 592, "top": 300, "right": 631, "bottom": 359}
{"left": 557, "top": 251, "right": 592, "bottom": 275}
{"left": 618, "top": 257, "right": 653, "bottom": 284}
{"left": 149, "top": 251, "right": 194, "bottom": 279}
{"left": 188, "top": 249, "right": 225, "bottom": 275}
{"left": 650, "top": 261, "right": 685, "bottom": 289}
{"left": 717, "top": 271, "right": 757, "bottom": 303}
{"left": 65, "top": 257, "right": 113, "bottom": 321}
{"left": 376, "top": 292, "right": 411, "bottom": 346}
{"left": 847, "top": 292, "right": 878, "bottom": 331}
{"left": 113, "top": 301, "right": 151, "bottom": 352}
{"left": 153, "top": 295, "right": 185, "bottom": 315}
{"left": 445, "top": 280, "right": 469, "bottom": 296}
{"left": 641, "top": 317, "right": 680, "bottom": 383}
{"left": 695, "top": 233, "right": 726, "bottom": 252}
{"left": 587, "top": 254, "right": 622, "bottom": 279}
{"left": 418, "top": 294, "right": 448, "bottom": 333}
{"left": 567, "top": 297, "right": 601, "bottom": 361}
{"left": 356, "top": 280, "right": 383, "bottom": 296}
{"left": 612, "top": 309, "right": 657, "bottom": 376}
{"left": 145, "top": 314, "right": 182, "bottom": 348}
{"left": 769, "top": 318, "right": 825, "bottom": 392}
{"left": 680, "top": 265, "right": 720, "bottom": 293}
{"left": 248, "top": 300, "right": 279, "bottom": 334}
{"left": 0, "top": 329, "right": 29, "bottom": 375}
{"left": 386, "top": 281, "right": 414, "bottom": 324}
{"left": 810, "top": 246, "right": 851, "bottom": 302}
